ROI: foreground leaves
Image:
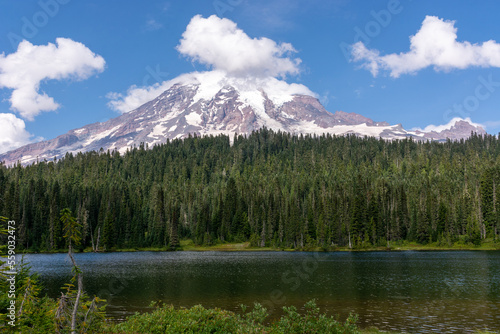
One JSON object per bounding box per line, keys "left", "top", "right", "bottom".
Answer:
{"left": 113, "top": 300, "right": 360, "bottom": 334}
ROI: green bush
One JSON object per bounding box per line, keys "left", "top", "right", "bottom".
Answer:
{"left": 269, "top": 300, "right": 359, "bottom": 334}
{"left": 112, "top": 300, "right": 360, "bottom": 334}
{"left": 114, "top": 303, "right": 257, "bottom": 334}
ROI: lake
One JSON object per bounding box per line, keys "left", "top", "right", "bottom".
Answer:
{"left": 19, "top": 251, "right": 500, "bottom": 333}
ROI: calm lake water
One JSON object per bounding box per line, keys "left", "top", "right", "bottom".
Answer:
{"left": 19, "top": 251, "right": 500, "bottom": 333}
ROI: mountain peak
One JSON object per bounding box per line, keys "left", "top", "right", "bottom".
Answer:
{"left": 424, "top": 119, "right": 486, "bottom": 140}
{"left": 0, "top": 76, "right": 487, "bottom": 166}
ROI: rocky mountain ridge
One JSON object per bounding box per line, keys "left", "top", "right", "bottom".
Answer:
{"left": 0, "top": 79, "right": 486, "bottom": 166}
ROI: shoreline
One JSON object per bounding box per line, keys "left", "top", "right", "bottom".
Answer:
{"left": 13, "top": 239, "right": 500, "bottom": 254}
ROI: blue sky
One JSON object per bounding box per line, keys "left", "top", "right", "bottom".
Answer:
{"left": 1, "top": 0, "right": 500, "bottom": 153}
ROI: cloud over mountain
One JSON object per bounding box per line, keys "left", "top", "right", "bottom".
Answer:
{"left": 108, "top": 15, "right": 310, "bottom": 114}
{"left": 107, "top": 80, "right": 176, "bottom": 115}
{"left": 352, "top": 16, "right": 500, "bottom": 77}
{"left": 0, "top": 38, "right": 105, "bottom": 120}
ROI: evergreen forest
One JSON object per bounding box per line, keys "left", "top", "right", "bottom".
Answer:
{"left": 1, "top": 129, "right": 500, "bottom": 252}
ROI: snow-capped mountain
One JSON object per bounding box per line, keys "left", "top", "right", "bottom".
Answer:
{"left": 0, "top": 71, "right": 486, "bottom": 166}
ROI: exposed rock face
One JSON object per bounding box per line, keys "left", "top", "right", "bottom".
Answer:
{"left": 418, "top": 120, "right": 486, "bottom": 141}
{"left": 0, "top": 82, "right": 487, "bottom": 166}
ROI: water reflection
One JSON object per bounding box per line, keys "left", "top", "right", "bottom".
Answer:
{"left": 20, "top": 251, "right": 500, "bottom": 333}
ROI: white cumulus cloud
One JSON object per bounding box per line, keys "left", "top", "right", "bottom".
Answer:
{"left": 108, "top": 15, "right": 312, "bottom": 113}
{"left": 176, "top": 15, "right": 301, "bottom": 78}
{"left": 0, "top": 113, "right": 39, "bottom": 154}
{"left": 352, "top": 16, "right": 500, "bottom": 78}
{"left": 0, "top": 38, "right": 106, "bottom": 120}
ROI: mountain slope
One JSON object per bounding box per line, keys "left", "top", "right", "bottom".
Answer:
{"left": 0, "top": 72, "right": 486, "bottom": 166}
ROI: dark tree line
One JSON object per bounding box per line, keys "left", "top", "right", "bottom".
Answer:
{"left": 1, "top": 129, "right": 499, "bottom": 251}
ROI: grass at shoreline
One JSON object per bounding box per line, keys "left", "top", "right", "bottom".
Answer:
{"left": 13, "top": 239, "right": 500, "bottom": 254}
{"left": 179, "top": 239, "right": 500, "bottom": 252}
